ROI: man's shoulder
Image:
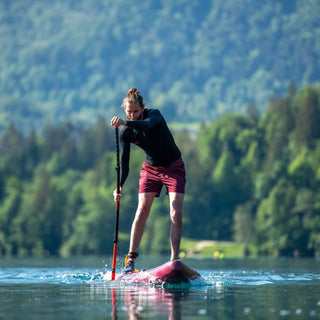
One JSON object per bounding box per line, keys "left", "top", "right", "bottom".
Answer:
{"left": 144, "top": 108, "right": 163, "bottom": 119}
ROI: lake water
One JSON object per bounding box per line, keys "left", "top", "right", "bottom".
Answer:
{"left": 0, "top": 256, "right": 320, "bottom": 319}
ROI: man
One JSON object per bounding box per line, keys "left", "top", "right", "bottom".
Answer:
{"left": 110, "top": 88, "right": 186, "bottom": 273}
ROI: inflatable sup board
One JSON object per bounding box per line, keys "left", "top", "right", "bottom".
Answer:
{"left": 117, "top": 260, "right": 201, "bottom": 285}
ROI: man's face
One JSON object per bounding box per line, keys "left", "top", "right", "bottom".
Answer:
{"left": 124, "top": 102, "right": 143, "bottom": 121}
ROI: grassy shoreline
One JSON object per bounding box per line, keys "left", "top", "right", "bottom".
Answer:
{"left": 180, "top": 238, "right": 257, "bottom": 259}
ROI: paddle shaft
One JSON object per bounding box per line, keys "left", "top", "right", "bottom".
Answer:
{"left": 111, "top": 126, "right": 120, "bottom": 280}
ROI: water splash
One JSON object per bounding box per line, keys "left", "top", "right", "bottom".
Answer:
{"left": 0, "top": 268, "right": 109, "bottom": 285}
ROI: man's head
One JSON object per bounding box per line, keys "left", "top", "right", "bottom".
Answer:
{"left": 122, "top": 88, "right": 145, "bottom": 121}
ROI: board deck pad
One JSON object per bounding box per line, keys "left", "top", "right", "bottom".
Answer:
{"left": 116, "top": 260, "right": 201, "bottom": 285}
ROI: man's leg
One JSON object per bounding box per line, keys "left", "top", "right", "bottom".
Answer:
{"left": 129, "top": 192, "right": 157, "bottom": 253}
{"left": 168, "top": 192, "right": 184, "bottom": 260}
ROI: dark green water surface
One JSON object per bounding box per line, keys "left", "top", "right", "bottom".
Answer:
{"left": 0, "top": 256, "right": 319, "bottom": 319}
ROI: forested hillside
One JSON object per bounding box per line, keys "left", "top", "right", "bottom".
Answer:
{"left": 1, "top": 0, "right": 320, "bottom": 132}
{"left": 0, "top": 84, "right": 319, "bottom": 257}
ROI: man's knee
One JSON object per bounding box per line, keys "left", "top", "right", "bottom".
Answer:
{"left": 134, "top": 205, "right": 151, "bottom": 223}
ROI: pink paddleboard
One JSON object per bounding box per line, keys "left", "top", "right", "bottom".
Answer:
{"left": 116, "top": 260, "right": 201, "bottom": 285}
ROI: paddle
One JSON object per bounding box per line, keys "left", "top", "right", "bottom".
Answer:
{"left": 111, "top": 126, "right": 120, "bottom": 280}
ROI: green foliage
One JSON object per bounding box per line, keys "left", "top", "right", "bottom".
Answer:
{"left": 255, "top": 179, "right": 297, "bottom": 256}
{"left": 0, "top": 84, "right": 320, "bottom": 257}
{"left": 233, "top": 202, "right": 255, "bottom": 245}
{"left": 288, "top": 148, "right": 315, "bottom": 188}
{"left": 1, "top": 0, "right": 320, "bottom": 132}
{"left": 292, "top": 87, "right": 320, "bottom": 148}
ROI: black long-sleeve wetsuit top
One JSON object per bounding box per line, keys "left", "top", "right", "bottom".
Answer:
{"left": 119, "top": 108, "right": 181, "bottom": 187}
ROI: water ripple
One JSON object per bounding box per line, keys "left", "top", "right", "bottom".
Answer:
{"left": 1, "top": 267, "right": 320, "bottom": 286}
{"left": 202, "top": 269, "right": 320, "bottom": 287}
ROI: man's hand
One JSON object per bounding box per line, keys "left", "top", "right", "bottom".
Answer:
{"left": 111, "top": 116, "right": 127, "bottom": 127}
{"left": 113, "top": 188, "right": 123, "bottom": 202}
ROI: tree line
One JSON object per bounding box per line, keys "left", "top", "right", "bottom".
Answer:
{"left": 0, "top": 84, "right": 319, "bottom": 257}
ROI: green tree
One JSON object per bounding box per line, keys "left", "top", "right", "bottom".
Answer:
{"left": 292, "top": 87, "right": 320, "bottom": 149}
{"left": 0, "top": 177, "right": 22, "bottom": 255}
{"left": 255, "top": 179, "right": 299, "bottom": 256}
{"left": 261, "top": 96, "right": 294, "bottom": 171}
{"left": 0, "top": 124, "right": 26, "bottom": 178}
{"left": 61, "top": 180, "right": 114, "bottom": 256}
{"left": 10, "top": 181, "right": 43, "bottom": 256}
{"left": 233, "top": 202, "right": 255, "bottom": 253}
{"left": 288, "top": 148, "right": 316, "bottom": 189}
{"left": 34, "top": 170, "right": 65, "bottom": 255}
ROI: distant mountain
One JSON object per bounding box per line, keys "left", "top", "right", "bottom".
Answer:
{"left": 1, "top": 0, "right": 319, "bottom": 132}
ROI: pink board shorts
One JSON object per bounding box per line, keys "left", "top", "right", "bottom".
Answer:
{"left": 139, "top": 157, "right": 186, "bottom": 196}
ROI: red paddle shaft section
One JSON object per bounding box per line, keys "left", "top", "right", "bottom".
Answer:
{"left": 111, "top": 243, "right": 118, "bottom": 280}
{"left": 117, "top": 260, "right": 201, "bottom": 284}
{"left": 111, "top": 202, "right": 120, "bottom": 281}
